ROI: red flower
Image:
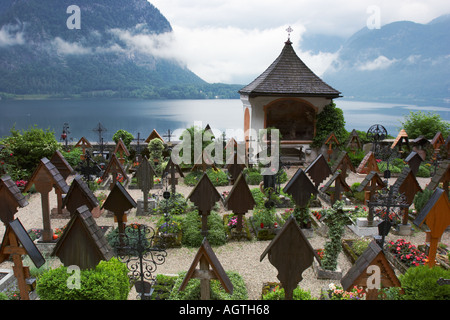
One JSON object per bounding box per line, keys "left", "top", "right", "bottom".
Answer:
{"left": 260, "top": 222, "right": 264, "bottom": 229}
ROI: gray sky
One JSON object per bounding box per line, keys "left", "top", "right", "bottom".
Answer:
{"left": 149, "top": 0, "right": 450, "bottom": 84}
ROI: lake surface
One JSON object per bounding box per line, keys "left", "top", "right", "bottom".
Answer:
{"left": 0, "top": 98, "right": 448, "bottom": 143}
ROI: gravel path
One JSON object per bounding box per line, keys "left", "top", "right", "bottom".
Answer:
{"left": 1, "top": 168, "right": 448, "bottom": 300}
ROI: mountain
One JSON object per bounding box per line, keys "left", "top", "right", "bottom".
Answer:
{"left": 322, "top": 15, "right": 450, "bottom": 105}
{"left": 0, "top": 0, "right": 240, "bottom": 99}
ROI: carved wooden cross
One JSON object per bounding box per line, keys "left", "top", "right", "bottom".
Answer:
{"left": 188, "top": 173, "right": 221, "bottom": 236}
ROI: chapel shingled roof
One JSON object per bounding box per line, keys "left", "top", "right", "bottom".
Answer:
{"left": 238, "top": 40, "right": 341, "bottom": 98}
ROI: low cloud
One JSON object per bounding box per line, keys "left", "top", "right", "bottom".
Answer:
{"left": 52, "top": 37, "right": 92, "bottom": 55}
{"left": 357, "top": 56, "right": 398, "bottom": 71}
{"left": 0, "top": 24, "right": 25, "bottom": 47}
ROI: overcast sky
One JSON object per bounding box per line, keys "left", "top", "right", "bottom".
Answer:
{"left": 149, "top": 0, "right": 450, "bottom": 84}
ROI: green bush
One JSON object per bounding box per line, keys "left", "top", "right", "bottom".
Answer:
{"left": 246, "top": 171, "right": 262, "bottom": 185}
{"left": 155, "top": 192, "right": 190, "bottom": 215}
{"left": 416, "top": 163, "right": 431, "bottom": 178}
{"left": 399, "top": 265, "right": 450, "bottom": 300}
{"left": 36, "top": 258, "right": 130, "bottom": 300}
{"left": 150, "top": 274, "right": 178, "bottom": 300}
{"left": 112, "top": 129, "right": 134, "bottom": 149}
{"left": 60, "top": 148, "right": 83, "bottom": 168}
{"left": 169, "top": 271, "right": 248, "bottom": 300}
{"left": 261, "top": 285, "right": 314, "bottom": 300}
{"left": 184, "top": 168, "right": 229, "bottom": 186}
{"left": 181, "top": 210, "right": 226, "bottom": 247}
{"left": 413, "top": 188, "right": 434, "bottom": 215}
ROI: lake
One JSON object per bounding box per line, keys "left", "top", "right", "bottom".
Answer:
{"left": 0, "top": 98, "right": 448, "bottom": 143}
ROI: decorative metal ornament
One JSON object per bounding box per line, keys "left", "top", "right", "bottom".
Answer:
{"left": 367, "top": 124, "right": 388, "bottom": 154}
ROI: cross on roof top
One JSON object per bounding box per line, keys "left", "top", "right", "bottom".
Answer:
{"left": 286, "top": 26, "right": 293, "bottom": 40}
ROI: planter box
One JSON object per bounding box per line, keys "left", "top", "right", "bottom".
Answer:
{"left": 223, "top": 214, "right": 253, "bottom": 241}
{"left": 341, "top": 239, "right": 359, "bottom": 264}
{"left": 155, "top": 231, "right": 182, "bottom": 248}
{"left": 313, "top": 260, "right": 342, "bottom": 280}
{"left": 384, "top": 250, "right": 409, "bottom": 274}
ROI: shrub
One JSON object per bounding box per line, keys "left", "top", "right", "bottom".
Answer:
{"left": 181, "top": 210, "right": 226, "bottom": 247}
{"left": 399, "top": 265, "right": 450, "bottom": 300}
{"left": 155, "top": 192, "right": 189, "bottom": 215}
{"left": 36, "top": 258, "right": 130, "bottom": 300}
{"left": 112, "top": 129, "right": 134, "bottom": 149}
{"left": 150, "top": 274, "right": 178, "bottom": 300}
{"left": 169, "top": 271, "right": 248, "bottom": 300}
{"left": 261, "top": 285, "right": 314, "bottom": 300}
{"left": 184, "top": 168, "right": 229, "bottom": 186}
{"left": 416, "top": 163, "right": 431, "bottom": 178}
{"left": 60, "top": 148, "right": 83, "bottom": 168}
{"left": 413, "top": 188, "right": 434, "bottom": 215}
{"left": 246, "top": 171, "right": 262, "bottom": 185}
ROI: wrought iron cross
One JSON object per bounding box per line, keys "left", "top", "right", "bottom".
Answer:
{"left": 368, "top": 187, "right": 409, "bottom": 248}
{"left": 93, "top": 122, "right": 107, "bottom": 157}
{"left": 114, "top": 224, "right": 167, "bottom": 300}
{"left": 133, "top": 132, "right": 145, "bottom": 154}
{"left": 286, "top": 26, "right": 293, "bottom": 40}
{"left": 163, "top": 129, "right": 173, "bottom": 144}
{"left": 77, "top": 151, "right": 101, "bottom": 182}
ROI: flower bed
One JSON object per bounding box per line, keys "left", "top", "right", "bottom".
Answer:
{"left": 223, "top": 214, "right": 252, "bottom": 241}
{"left": 385, "top": 239, "right": 428, "bottom": 273}
{"left": 320, "top": 283, "right": 365, "bottom": 300}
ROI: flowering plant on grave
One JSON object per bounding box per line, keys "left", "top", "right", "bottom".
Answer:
{"left": 154, "top": 177, "right": 161, "bottom": 184}
{"left": 385, "top": 238, "right": 428, "bottom": 267}
{"left": 227, "top": 216, "right": 238, "bottom": 229}
{"left": 326, "top": 283, "right": 365, "bottom": 300}
{"left": 158, "top": 220, "right": 181, "bottom": 234}
{"left": 15, "top": 179, "right": 27, "bottom": 188}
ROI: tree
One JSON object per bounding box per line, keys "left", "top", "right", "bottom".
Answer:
{"left": 312, "top": 101, "right": 347, "bottom": 148}
{"left": 400, "top": 111, "right": 450, "bottom": 139}
{"left": 112, "top": 129, "right": 134, "bottom": 149}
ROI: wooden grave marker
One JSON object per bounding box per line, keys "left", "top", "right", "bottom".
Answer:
{"left": 413, "top": 188, "right": 450, "bottom": 268}
{"left": 0, "top": 175, "right": 29, "bottom": 225}
{"left": 331, "top": 151, "right": 356, "bottom": 178}
{"left": 224, "top": 172, "right": 255, "bottom": 236}
{"left": 179, "top": 238, "right": 233, "bottom": 300}
{"left": 0, "top": 219, "right": 45, "bottom": 300}
{"left": 102, "top": 181, "right": 137, "bottom": 236}
{"left": 188, "top": 173, "right": 221, "bottom": 236}
{"left": 23, "top": 158, "right": 69, "bottom": 242}
{"left": 320, "top": 170, "right": 351, "bottom": 205}
{"left": 356, "top": 151, "right": 379, "bottom": 174}
{"left": 74, "top": 136, "right": 92, "bottom": 160}
{"left": 114, "top": 138, "right": 130, "bottom": 165}
{"left": 392, "top": 166, "right": 422, "bottom": 227}
{"left": 391, "top": 129, "right": 410, "bottom": 157}
{"left": 136, "top": 156, "right": 156, "bottom": 214}
{"left": 346, "top": 129, "right": 363, "bottom": 152}
{"left": 427, "top": 159, "right": 449, "bottom": 196}
{"left": 324, "top": 132, "right": 340, "bottom": 162}
{"left": 340, "top": 240, "right": 402, "bottom": 300}
{"left": 305, "top": 154, "right": 332, "bottom": 188}
{"left": 404, "top": 151, "right": 423, "bottom": 176}
{"left": 191, "top": 149, "right": 218, "bottom": 172}
{"left": 260, "top": 216, "right": 320, "bottom": 300}
{"left": 431, "top": 131, "right": 445, "bottom": 160}
{"left": 62, "top": 175, "right": 99, "bottom": 217}
{"left": 51, "top": 205, "right": 113, "bottom": 270}
{"left": 163, "top": 156, "right": 184, "bottom": 195}
{"left": 101, "top": 153, "right": 128, "bottom": 189}
{"left": 145, "top": 129, "right": 164, "bottom": 143}
{"left": 283, "top": 168, "right": 318, "bottom": 208}
{"left": 356, "top": 171, "right": 386, "bottom": 225}
{"left": 50, "top": 150, "right": 74, "bottom": 215}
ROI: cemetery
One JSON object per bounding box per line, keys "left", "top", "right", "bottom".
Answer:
{"left": 0, "top": 123, "right": 449, "bottom": 301}
{"left": 0, "top": 37, "right": 449, "bottom": 302}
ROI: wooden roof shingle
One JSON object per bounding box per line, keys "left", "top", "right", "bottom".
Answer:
{"left": 239, "top": 40, "right": 341, "bottom": 98}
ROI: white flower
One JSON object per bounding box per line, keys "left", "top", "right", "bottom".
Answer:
{"left": 328, "top": 283, "right": 336, "bottom": 291}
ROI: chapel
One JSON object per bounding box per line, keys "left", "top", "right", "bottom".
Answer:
{"left": 239, "top": 29, "right": 341, "bottom": 162}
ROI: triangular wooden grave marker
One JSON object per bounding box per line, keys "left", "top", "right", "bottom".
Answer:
{"left": 391, "top": 129, "right": 410, "bottom": 156}
{"left": 191, "top": 149, "right": 218, "bottom": 172}
{"left": 320, "top": 170, "right": 351, "bottom": 205}
{"left": 188, "top": 173, "right": 221, "bottom": 236}
{"left": 260, "top": 216, "right": 320, "bottom": 300}
{"left": 331, "top": 151, "right": 356, "bottom": 178}
{"left": 356, "top": 171, "right": 386, "bottom": 224}
{"left": 392, "top": 166, "right": 422, "bottom": 225}
{"left": 49, "top": 150, "right": 74, "bottom": 215}
{"left": 0, "top": 219, "right": 45, "bottom": 300}
{"left": 324, "top": 132, "right": 340, "bottom": 161}
{"left": 145, "top": 129, "right": 164, "bottom": 143}
{"left": 224, "top": 172, "right": 255, "bottom": 233}
{"left": 101, "top": 153, "right": 128, "bottom": 189}
{"left": 62, "top": 175, "right": 99, "bottom": 217}
{"left": 346, "top": 129, "right": 363, "bottom": 151}
{"left": 52, "top": 205, "right": 113, "bottom": 270}
{"left": 404, "top": 151, "right": 423, "bottom": 176}
{"left": 305, "top": 154, "right": 332, "bottom": 188}
{"left": 114, "top": 138, "right": 130, "bottom": 165}
{"left": 413, "top": 188, "right": 450, "bottom": 268}
{"left": 426, "top": 159, "right": 449, "bottom": 194}
{"left": 102, "top": 181, "right": 137, "bottom": 235}
{"left": 179, "top": 238, "right": 233, "bottom": 300}
{"left": 283, "top": 168, "right": 317, "bottom": 208}
{"left": 0, "top": 175, "right": 29, "bottom": 225}
{"left": 23, "top": 157, "right": 69, "bottom": 242}
{"left": 74, "top": 137, "right": 92, "bottom": 160}
{"left": 431, "top": 131, "right": 445, "bottom": 152}
{"left": 341, "top": 240, "right": 402, "bottom": 300}
{"left": 356, "top": 151, "right": 379, "bottom": 174}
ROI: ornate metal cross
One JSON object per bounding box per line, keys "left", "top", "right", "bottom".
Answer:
{"left": 286, "top": 26, "right": 293, "bottom": 40}
{"left": 114, "top": 224, "right": 167, "bottom": 300}
{"left": 133, "top": 132, "right": 145, "bottom": 154}
{"left": 93, "top": 122, "right": 107, "bottom": 157}
{"left": 77, "top": 151, "right": 101, "bottom": 182}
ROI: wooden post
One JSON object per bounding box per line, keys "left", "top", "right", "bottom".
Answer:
{"left": 199, "top": 256, "right": 211, "bottom": 300}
